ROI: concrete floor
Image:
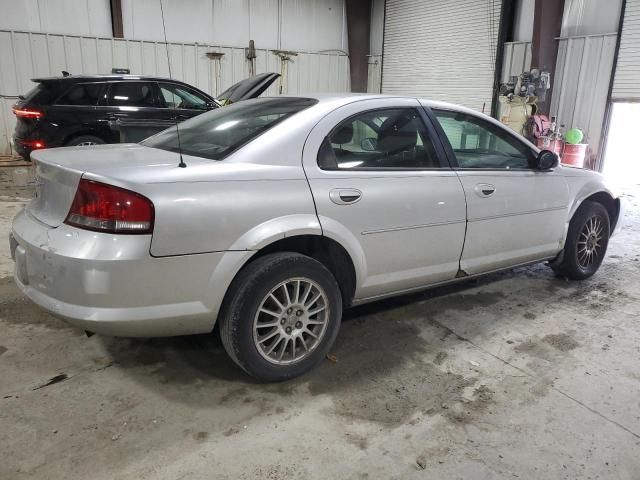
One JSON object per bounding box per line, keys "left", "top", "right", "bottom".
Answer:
{"left": 1, "top": 168, "right": 639, "bottom": 480}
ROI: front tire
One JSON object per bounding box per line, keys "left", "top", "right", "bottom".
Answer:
{"left": 219, "top": 252, "right": 342, "bottom": 381}
{"left": 552, "top": 200, "right": 610, "bottom": 280}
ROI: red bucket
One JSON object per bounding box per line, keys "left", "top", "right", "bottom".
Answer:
{"left": 562, "top": 143, "right": 587, "bottom": 168}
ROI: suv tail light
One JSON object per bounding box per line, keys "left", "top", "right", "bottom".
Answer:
{"left": 21, "top": 139, "right": 45, "bottom": 149}
{"left": 12, "top": 107, "right": 43, "bottom": 119}
{"left": 65, "top": 179, "right": 154, "bottom": 234}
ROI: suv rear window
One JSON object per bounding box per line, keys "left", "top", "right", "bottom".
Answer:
{"left": 56, "top": 83, "right": 103, "bottom": 106}
{"left": 142, "top": 97, "right": 317, "bottom": 161}
{"left": 21, "top": 82, "right": 62, "bottom": 105}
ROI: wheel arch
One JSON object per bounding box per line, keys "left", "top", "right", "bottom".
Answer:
{"left": 63, "top": 130, "right": 108, "bottom": 146}
{"left": 250, "top": 234, "right": 358, "bottom": 308}
{"left": 573, "top": 190, "right": 621, "bottom": 232}
{"left": 205, "top": 218, "right": 366, "bottom": 332}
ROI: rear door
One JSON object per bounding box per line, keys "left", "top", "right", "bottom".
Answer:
{"left": 428, "top": 106, "right": 570, "bottom": 274}
{"left": 98, "top": 81, "right": 175, "bottom": 143}
{"left": 46, "top": 82, "right": 106, "bottom": 142}
{"left": 302, "top": 98, "right": 467, "bottom": 300}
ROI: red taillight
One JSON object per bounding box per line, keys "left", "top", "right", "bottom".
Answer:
{"left": 12, "top": 107, "right": 43, "bottom": 119}
{"left": 65, "top": 179, "right": 154, "bottom": 234}
{"left": 21, "top": 139, "right": 45, "bottom": 149}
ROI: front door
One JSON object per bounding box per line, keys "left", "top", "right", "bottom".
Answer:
{"left": 157, "top": 82, "right": 213, "bottom": 122}
{"left": 98, "top": 81, "right": 175, "bottom": 143}
{"left": 302, "top": 98, "right": 467, "bottom": 300}
{"left": 429, "top": 107, "right": 570, "bottom": 275}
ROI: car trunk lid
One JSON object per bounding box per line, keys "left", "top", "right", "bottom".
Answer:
{"left": 29, "top": 156, "right": 83, "bottom": 227}
{"left": 27, "top": 144, "right": 207, "bottom": 227}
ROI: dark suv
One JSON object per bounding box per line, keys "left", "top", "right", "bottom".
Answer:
{"left": 12, "top": 72, "right": 279, "bottom": 159}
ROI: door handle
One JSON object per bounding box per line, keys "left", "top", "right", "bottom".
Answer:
{"left": 329, "top": 188, "right": 362, "bottom": 205}
{"left": 475, "top": 183, "right": 496, "bottom": 197}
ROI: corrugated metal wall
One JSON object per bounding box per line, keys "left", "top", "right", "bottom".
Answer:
{"left": 551, "top": 34, "right": 617, "bottom": 166}
{"left": 0, "top": 30, "right": 350, "bottom": 155}
{"left": 367, "top": 0, "right": 384, "bottom": 93}
{"left": 381, "top": 0, "right": 502, "bottom": 112}
{"left": 561, "top": 0, "right": 622, "bottom": 37}
{"left": 121, "top": 0, "right": 348, "bottom": 52}
{"left": 501, "top": 41, "right": 532, "bottom": 83}
{"left": 612, "top": 0, "right": 640, "bottom": 100}
{"left": 0, "top": 0, "right": 112, "bottom": 37}
{"left": 513, "top": 0, "right": 534, "bottom": 42}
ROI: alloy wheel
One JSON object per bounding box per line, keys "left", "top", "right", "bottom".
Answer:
{"left": 252, "top": 277, "right": 330, "bottom": 365}
{"left": 577, "top": 216, "right": 604, "bottom": 268}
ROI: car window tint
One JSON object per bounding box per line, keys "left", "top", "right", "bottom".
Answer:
{"left": 318, "top": 108, "right": 441, "bottom": 170}
{"left": 143, "top": 97, "right": 317, "bottom": 161}
{"left": 106, "top": 82, "right": 159, "bottom": 108}
{"left": 433, "top": 109, "right": 535, "bottom": 169}
{"left": 56, "top": 83, "right": 102, "bottom": 106}
{"left": 159, "top": 83, "right": 208, "bottom": 110}
{"left": 23, "top": 82, "right": 64, "bottom": 105}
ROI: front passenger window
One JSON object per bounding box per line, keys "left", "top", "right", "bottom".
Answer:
{"left": 318, "top": 108, "right": 441, "bottom": 170}
{"left": 433, "top": 109, "right": 535, "bottom": 169}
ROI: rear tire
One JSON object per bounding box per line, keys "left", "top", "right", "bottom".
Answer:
{"left": 65, "top": 135, "right": 105, "bottom": 147}
{"left": 219, "top": 252, "right": 342, "bottom": 382}
{"left": 552, "top": 200, "right": 610, "bottom": 280}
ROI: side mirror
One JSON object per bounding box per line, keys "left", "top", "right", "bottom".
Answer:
{"left": 205, "top": 101, "right": 218, "bottom": 110}
{"left": 535, "top": 150, "right": 559, "bottom": 171}
{"left": 361, "top": 137, "right": 377, "bottom": 151}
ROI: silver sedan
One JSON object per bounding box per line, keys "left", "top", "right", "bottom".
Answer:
{"left": 10, "top": 95, "right": 623, "bottom": 381}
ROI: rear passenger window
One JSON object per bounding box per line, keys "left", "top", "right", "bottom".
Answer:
{"left": 106, "top": 82, "right": 159, "bottom": 108}
{"left": 317, "top": 108, "right": 442, "bottom": 170}
{"left": 56, "top": 83, "right": 102, "bottom": 106}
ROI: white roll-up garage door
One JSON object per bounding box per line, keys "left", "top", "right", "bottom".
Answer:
{"left": 612, "top": 0, "right": 640, "bottom": 100}
{"left": 382, "top": 0, "right": 502, "bottom": 113}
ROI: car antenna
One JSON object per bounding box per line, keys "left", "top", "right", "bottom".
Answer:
{"left": 159, "top": 0, "right": 186, "bottom": 168}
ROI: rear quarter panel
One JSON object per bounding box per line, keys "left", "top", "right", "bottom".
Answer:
{"left": 144, "top": 162, "right": 320, "bottom": 256}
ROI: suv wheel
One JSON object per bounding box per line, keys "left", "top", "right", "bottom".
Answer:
{"left": 66, "top": 135, "right": 105, "bottom": 147}
{"left": 219, "top": 252, "right": 342, "bottom": 381}
{"left": 551, "top": 200, "right": 610, "bottom": 280}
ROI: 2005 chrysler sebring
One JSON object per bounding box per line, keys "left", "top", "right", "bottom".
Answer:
{"left": 10, "top": 95, "right": 623, "bottom": 381}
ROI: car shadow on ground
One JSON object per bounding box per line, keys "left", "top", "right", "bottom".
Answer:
{"left": 97, "top": 262, "right": 576, "bottom": 417}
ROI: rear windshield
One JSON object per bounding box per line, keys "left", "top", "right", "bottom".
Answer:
{"left": 142, "top": 97, "right": 317, "bottom": 160}
{"left": 21, "top": 82, "right": 61, "bottom": 105}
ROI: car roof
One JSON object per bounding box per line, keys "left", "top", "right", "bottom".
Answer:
{"left": 31, "top": 74, "right": 186, "bottom": 83}
{"left": 278, "top": 94, "right": 539, "bottom": 151}
{"left": 280, "top": 93, "right": 472, "bottom": 114}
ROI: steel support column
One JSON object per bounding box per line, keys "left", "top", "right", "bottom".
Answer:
{"left": 531, "top": 0, "right": 565, "bottom": 115}
{"left": 110, "top": 0, "right": 124, "bottom": 38}
{"left": 346, "top": 0, "right": 371, "bottom": 93}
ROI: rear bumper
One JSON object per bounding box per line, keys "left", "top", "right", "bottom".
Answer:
{"left": 13, "top": 128, "right": 65, "bottom": 159}
{"left": 12, "top": 137, "right": 32, "bottom": 159}
{"left": 10, "top": 208, "right": 226, "bottom": 337}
